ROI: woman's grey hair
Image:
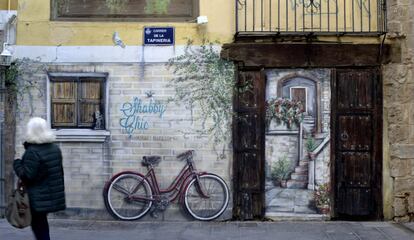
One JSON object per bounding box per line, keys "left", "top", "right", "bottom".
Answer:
{"left": 26, "top": 117, "right": 56, "bottom": 144}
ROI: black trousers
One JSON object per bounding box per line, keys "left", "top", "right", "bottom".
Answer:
{"left": 31, "top": 211, "right": 50, "bottom": 240}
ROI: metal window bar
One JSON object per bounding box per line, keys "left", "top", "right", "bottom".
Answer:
{"left": 269, "top": 0, "right": 272, "bottom": 31}
{"left": 328, "top": 0, "right": 330, "bottom": 31}
{"left": 368, "top": 0, "right": 371, "bottom": 32}
{"left": 320, "top": 0, "right": 322, "bottom": 32}
{"left": 236, "top": 0, "right": 386, "bottom": 36}
{"left": 294, "top": 0, "right": 297, "bottom": 32}
{"left": 278, "top": 0, "right": 280, "bottom": 31}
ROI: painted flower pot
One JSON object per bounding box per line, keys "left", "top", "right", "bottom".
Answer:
{"left": 317, "top": 206, "right": 330, "bottom": 215}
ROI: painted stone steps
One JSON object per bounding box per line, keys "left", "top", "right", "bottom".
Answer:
{"left": 295, "top": 166, "right": 308, "bottom": 173}
{"left": 286, "top": 180, "right": 308, "bottom": 189}
{"left": 287, "top": 157, "right": 310, "bottom": 189}
{"left": 290, "top": 173, "right": 308, "bottom": 181}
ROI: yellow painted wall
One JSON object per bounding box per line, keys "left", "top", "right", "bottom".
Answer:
{"left": 16, "top": 0, "right": 234, "bottom": 46}
{"left": 16, "top": 0, "right": 384, "bottom": 46}
{"left": 0, "top": 0, "right": 17, "bottom": 10}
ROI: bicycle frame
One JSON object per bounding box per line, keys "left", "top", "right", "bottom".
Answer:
{"left": 129, "top": 159, "right": 207, "bottom": 203}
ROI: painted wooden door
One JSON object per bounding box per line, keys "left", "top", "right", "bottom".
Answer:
{"left": 233, "top": 70, "right": 265, "bottom": 220}
{"left": 332, "top": 69, "right": 382, "bottom": 219}
{"left": 291, "top": 87, "right": 307, "bottom": 112}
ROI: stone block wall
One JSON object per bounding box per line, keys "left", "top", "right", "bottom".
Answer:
{"left": 265, "top": 134, "right": 299, "bottom": 173}
{"left": 13, "top": 63, "right": 233, "bottom": 220}
{"left": 384, "top": 0, "right": 414, "bottom": 222}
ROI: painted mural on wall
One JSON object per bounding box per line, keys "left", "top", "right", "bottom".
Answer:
{"left": 265, "top": 69, "right": 331, "bottom": 216}
{"left": 120, "top": 95, "right": 167, "bottom": 136}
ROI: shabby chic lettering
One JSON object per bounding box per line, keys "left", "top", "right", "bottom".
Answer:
{"left": 119, "top": 97, "right": 167, "bottom": 136}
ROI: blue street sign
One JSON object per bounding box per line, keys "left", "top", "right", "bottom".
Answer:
{"left": 144, "top": 27, "right": 175, "bottom": 46}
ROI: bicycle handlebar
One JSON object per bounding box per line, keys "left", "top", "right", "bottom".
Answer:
{"left": 177, "top": 150, "right": 194, "bottom": 162}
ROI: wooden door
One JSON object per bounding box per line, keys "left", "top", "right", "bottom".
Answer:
{"left": 291, "top": 87, "right": 307, "bottom": 112}
{"left": 332, "top": 68, "right": 382, "bottom": 219}
{"left": 233, "top": 70, "right": 266, "bottom": 220}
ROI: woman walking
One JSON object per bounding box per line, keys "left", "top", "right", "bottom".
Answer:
{"left": 13, "top": 117, "right": 66, "bottom": 240}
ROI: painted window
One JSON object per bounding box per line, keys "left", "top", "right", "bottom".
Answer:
{"left": 51, "top": 0, "right": 198, "bottom": 21}
{"left": 49, "top": 75, "right": 106, "bottom": 129}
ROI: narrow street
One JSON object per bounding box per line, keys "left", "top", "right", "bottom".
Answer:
{"left": 1, "top": 219, "right": 414, "bottom": 240}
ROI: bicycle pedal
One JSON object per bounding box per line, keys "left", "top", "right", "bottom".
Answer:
{"left": 150, "top": 210, "right": 159, "bottom": 218}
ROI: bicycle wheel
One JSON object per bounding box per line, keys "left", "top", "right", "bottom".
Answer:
{"left": 104, "top": 173, "right": 153, "bottom": 221}
{"left": 184, "top": 174, "right": 229, "bottom": 221}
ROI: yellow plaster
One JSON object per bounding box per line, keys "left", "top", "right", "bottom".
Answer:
{"left": 0, "top": 0, "right": 18, "bottom": 10}
{"left": 16, "top": 0, "right": 234, "bottom": 46}
{"left": 16, "top": 0, "right": 381, "bottom": 46}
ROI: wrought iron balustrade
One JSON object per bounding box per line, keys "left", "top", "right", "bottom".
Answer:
{"left": 236, "top": 0, "right": 387, "bottom": 35}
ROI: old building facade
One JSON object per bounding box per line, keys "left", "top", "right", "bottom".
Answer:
{"left": 0, "top": 0, "right": 413, "bottom": 222}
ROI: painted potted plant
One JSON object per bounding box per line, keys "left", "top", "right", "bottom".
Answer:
{"left": 265, "top": 98, "right": 304, "bottom": 131}
{"left": 305, "top": 136, "right": 317, "bottom": 160}
{"left": 271, "top": 155, "right": 291, "bottom": 188}
{"left": 314, "top": 183, "right": 330, "bottom": 214}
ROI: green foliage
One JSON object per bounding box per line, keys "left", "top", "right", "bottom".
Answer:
{"left": 305, "top": 136, "right": 317, "bottom": 153}
{"left": 266, "top": 98, "right": 304, "bottom": 129}
{"left": 5, "top": 58, "right": 46, "bottom": 115}
{"left": 105, "top": 0, "right": 129, "bottom": 13}
{"left": 145, "top": 0, "right": 171, "bottom": 14}
{"left": 271, "top": 155, "right": 292, "bottom": 181}
{"left": 314, "top": 183, "right": 330, "bottom": 207}
{"left": 167, "top": 39, "right": 235, "bottom": 145}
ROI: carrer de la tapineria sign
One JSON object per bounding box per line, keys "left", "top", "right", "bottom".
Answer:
{"left": 120, "top": 97, "right": 167, "bottom": 136}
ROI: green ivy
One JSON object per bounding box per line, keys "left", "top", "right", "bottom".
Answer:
{"left": 145, "top": 0, "right": 171, "bottom": 14}
{"left": 105, "top": 0, "right": 129, "bottom": 13}
{"left": 167, "top": 40, "right": 235, "bottom": 146}
{"left": 5, "top": 58, "right": 46, "bottom": 116}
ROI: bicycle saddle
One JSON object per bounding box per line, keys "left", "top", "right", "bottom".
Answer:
{"left": 142, "top": 155, "right": 161, "bottom": 166}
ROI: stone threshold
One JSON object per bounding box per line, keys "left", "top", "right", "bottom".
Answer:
{"left": 265, "top": 212, "right": 329, "bottom": 221}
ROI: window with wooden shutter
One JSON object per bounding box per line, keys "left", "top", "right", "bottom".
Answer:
{"left": 50, "top": 75, "right": 106, "bottom": 129}
{"left": 51, "top": 0, "right": 198, "bottom": 22}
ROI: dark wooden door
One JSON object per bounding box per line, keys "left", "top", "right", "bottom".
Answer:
{"left": 233, "top": 70, "right": 266, "bottom": 220}
{"left": 332, "top": 69, "right": 382, "bottom": 219}
{"left": 291, "top": 87, "right": 307, "bottom": 112}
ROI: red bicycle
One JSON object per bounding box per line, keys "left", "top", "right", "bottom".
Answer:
{"left": 103, "top": 150, "right": 229, "bottom": 221}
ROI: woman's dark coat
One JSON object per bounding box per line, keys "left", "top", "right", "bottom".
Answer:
{"left": 14, "top": 143, "right": 66, "bottom": 213}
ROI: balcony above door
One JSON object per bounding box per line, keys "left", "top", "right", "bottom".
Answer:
{"left": 235, "top": 0, "right": 387, "bottom": 37}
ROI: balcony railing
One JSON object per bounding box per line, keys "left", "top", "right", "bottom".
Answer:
{"left": 236, "top": 0, "right": 387, "bottom": 36}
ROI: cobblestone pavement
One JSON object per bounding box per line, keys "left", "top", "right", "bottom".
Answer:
{"left": 1, "top": 218, "right": 414, "bottom": 240}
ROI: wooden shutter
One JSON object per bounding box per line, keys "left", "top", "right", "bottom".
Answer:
{"left": 332, "top": 68, "right": 382, "bottom": 219}
{"left": 51, "top": 78, "right": 77, "bottom": 127}
{"left": 233, "top": 70, "right": 266, "bottom": 220}
{"left": 78, "top": 78, "right": 103, "bottom": 127}
{"left": 53, "top": 0, "right": 196, "bottom": 19}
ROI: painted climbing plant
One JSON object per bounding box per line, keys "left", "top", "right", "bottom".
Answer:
{"left": 167, "top": 40, "right": 235, "bottom": 148}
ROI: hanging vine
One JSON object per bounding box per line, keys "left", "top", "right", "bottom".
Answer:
{"left": 167, "top": 40, "right": 236, "bottom": 147}
{"left": 105, "top": 0, "right": 129, "bottom": 13}
{"left": 5, "top": 58, "right": 46, "bottom": 116}
{"left": 145, "top": 0, "right": 171, "bottom": 14}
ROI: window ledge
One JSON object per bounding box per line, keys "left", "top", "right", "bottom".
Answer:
{"left": 53, "top": 129, "right": 110, "bottom": 142}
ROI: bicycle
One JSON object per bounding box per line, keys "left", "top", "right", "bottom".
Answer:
{"left": 103, "top": 150, "right": 230, "bottom": 221}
